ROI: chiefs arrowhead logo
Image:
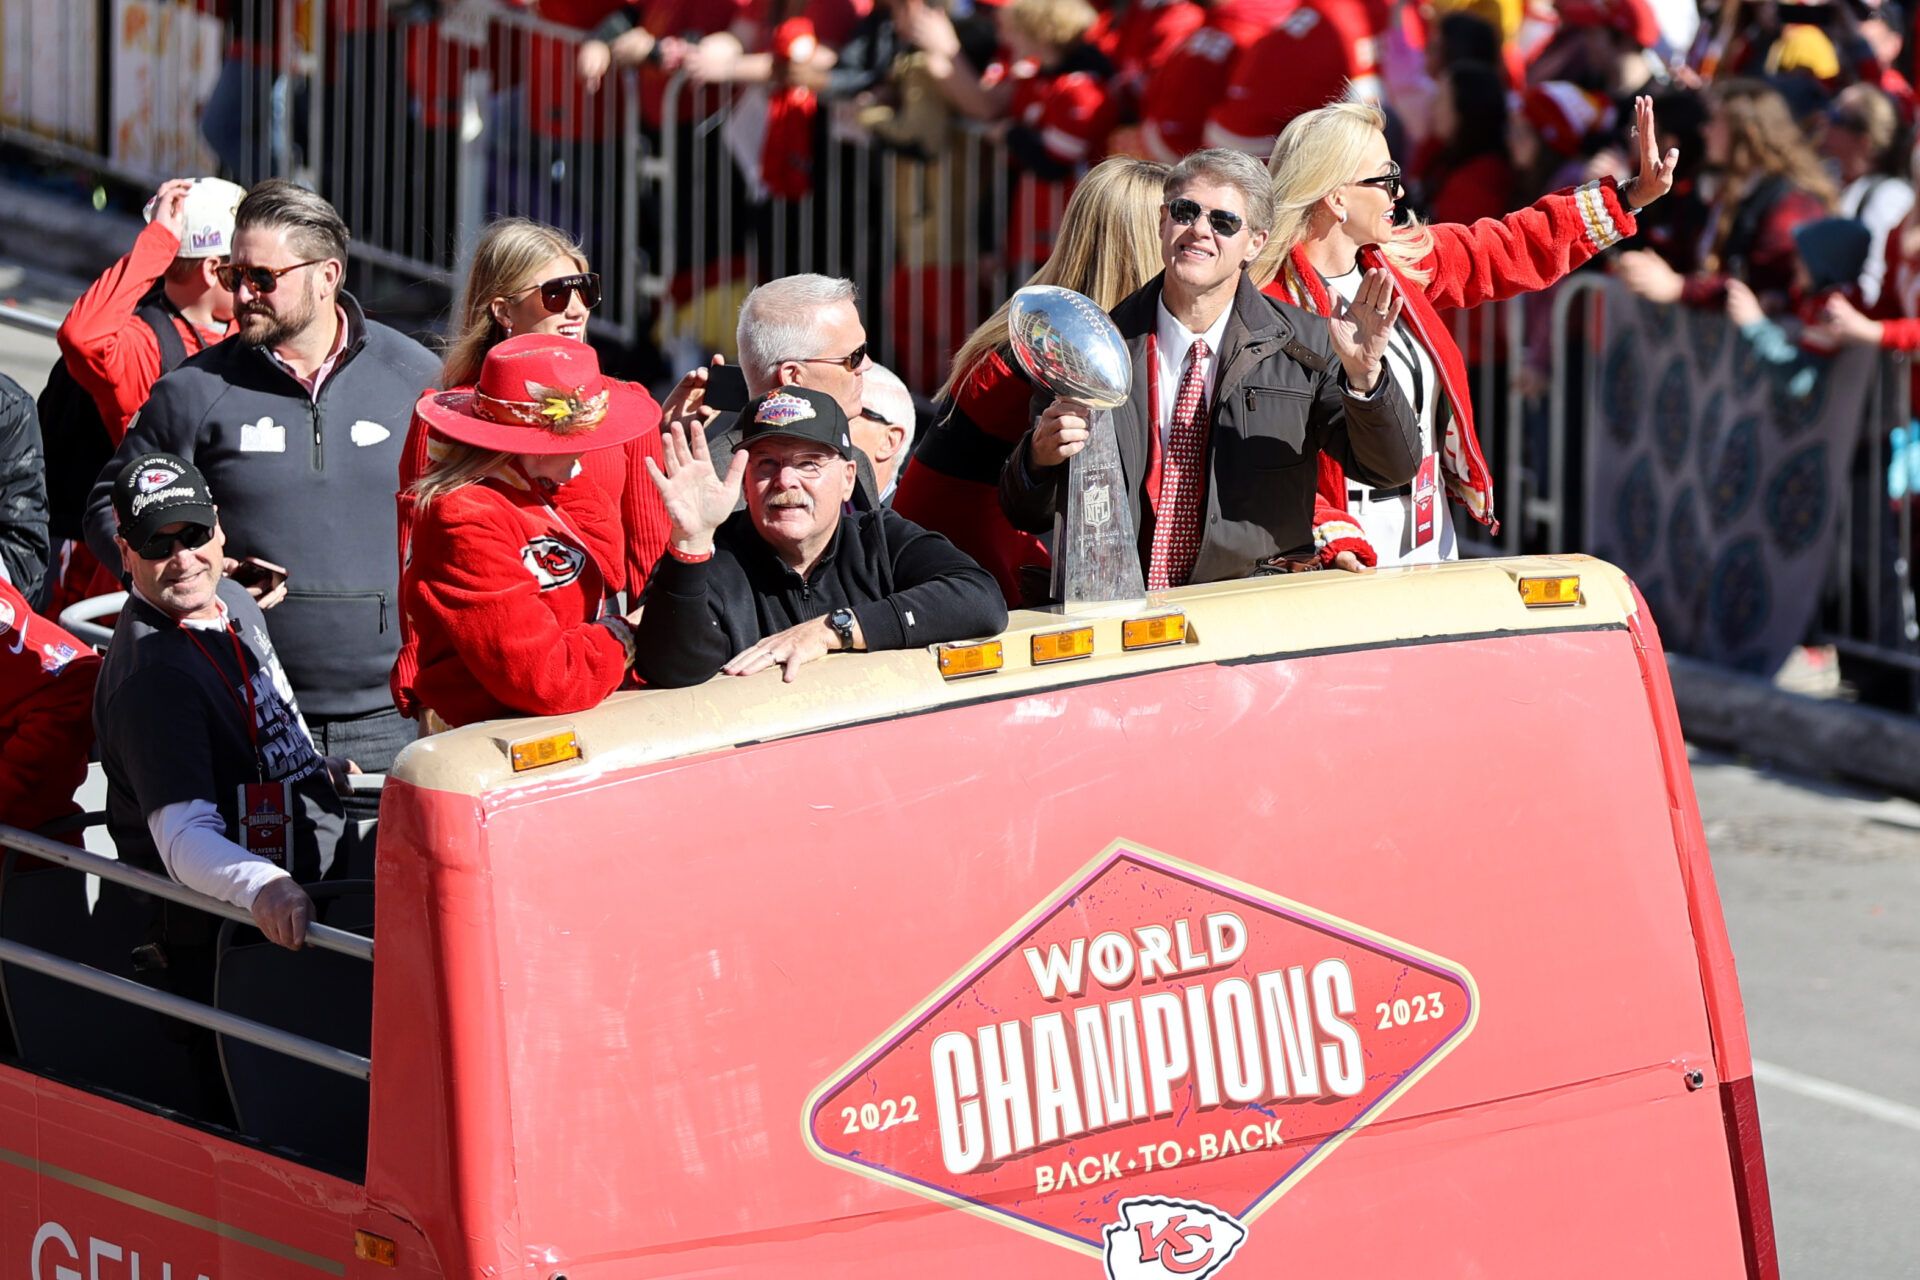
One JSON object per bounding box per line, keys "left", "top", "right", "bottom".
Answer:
{"left": 1104, "top": 1198, "right": 1246, "bottom": 1280}
{"left": 137, "top": 466, "right": 180, "bottom": 493}
{"left": 520, "top": 536, "right": 586, "bottom": 590}
{"left": 804, "top": 842, "right": 1478, "bottom": 1262}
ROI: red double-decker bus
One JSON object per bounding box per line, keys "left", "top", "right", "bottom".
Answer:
{"left": 0, "top": 556, "right": 1774, "bottom": 1279}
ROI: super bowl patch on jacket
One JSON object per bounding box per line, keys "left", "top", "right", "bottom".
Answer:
{"left": 521, "top": 536, "right": 587, "bottom": 589}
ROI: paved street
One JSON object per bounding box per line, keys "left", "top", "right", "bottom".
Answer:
{"left": 1692, "top": 749, "right": 1920, "bottom": 1278}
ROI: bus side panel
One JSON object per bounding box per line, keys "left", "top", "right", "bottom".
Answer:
{"left": 0, "top": 1064, "right": 373, "bottom": 1278}
{"left": 1627, "top": 585, "right": 1778, "bottom": 1280}
{"left": 465, "top": 629, "right": 1755, "bottom": 1277}
{"left": 370, "top": 784, "right": 520, "bottom": 1279}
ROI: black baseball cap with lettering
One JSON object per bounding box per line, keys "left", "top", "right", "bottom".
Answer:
{"left": 112, "top": 452, "right": 217, "bottom": 548}
{"left": 738, "top": 386, "right": 855, "bottom": 459}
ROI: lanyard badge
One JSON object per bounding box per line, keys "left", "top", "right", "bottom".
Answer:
{"left": 237, "top": 780, "right": 295, "bottom": 866}
{"left": 1411, "top": 454, "right": 1439, "bottom": 549}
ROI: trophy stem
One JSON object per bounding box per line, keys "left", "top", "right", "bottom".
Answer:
{"left": 1060, "top": 407, "right": 1147, "bottom": 606}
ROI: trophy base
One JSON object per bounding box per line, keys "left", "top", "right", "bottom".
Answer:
{"left": 1057, "top": 407, "right": 1146, "bottom": 607}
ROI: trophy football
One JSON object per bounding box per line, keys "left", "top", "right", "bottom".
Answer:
{"left": 1006, "top": 286, "right": 1145, "bottom": 605}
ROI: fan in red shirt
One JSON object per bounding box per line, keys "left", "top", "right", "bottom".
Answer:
{"left": 1137, "top": 0, "right": 1293, "bottom": 162}
{"left": 1001, "top": 0, "right": 1120, "bottom": 270}
{"left": 1087, "top": 0, "right": 1205, "bottom": 118}
{"left": 50, "top": 177, "right": 242, "bottom": 617}
{"left": 399, "top": 335, "right": 658, "bottom": 731}
{"left": 1204, "top": 0, "right": 1387, "bottom": 158}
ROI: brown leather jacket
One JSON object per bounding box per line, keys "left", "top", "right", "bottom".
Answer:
{"left": 999, "top": 272, "right": 1419, "bottom": 586}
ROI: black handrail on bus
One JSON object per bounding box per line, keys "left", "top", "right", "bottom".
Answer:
{"left": 0, "top": 822, "right": 372, "bottom": 1082}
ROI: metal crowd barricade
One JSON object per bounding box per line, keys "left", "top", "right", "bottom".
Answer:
{"left": 651, "top": 69, "right": 1050, "bottom": 395}
{"left": 0, "top": 820, "right": 372, "bottom": 1080}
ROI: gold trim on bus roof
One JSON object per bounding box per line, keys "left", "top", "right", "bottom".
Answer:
{"left": 390, "top": 555, "right": 1636, "bottom": 798}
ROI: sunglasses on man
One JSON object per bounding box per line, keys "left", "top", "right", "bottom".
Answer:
{"left": 135, "top": 524, "right": 216, "bottom": 562}
{"left": 214, "top": 259, "right": 326, "bottom": 295}
{"left": 508, "top": 272, "right": 603, "bottom": 314}
{"left": 794, "top": 341, "right": 870, "bottom": 373}
{"left": 1353, "top": 163, "right": 1406, "bottom": 202}
{"left": 1165, "top": 197, "right": 1246, "bottom": 238}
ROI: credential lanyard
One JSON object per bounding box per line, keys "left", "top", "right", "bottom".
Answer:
{"left": 182, "top": 622, "right": 262, "bottom": 780}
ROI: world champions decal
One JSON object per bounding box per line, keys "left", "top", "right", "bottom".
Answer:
{"left": 802, "top": 842, "right": 1479, "bottom": 1277}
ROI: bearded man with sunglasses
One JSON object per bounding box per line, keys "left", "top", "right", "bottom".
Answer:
{"left": 94, "top": 453, "right": 355, "bottom": 960}
{"left": 83, "top": 181, "right": 439, "bottom": 773}
{"left": 1000, "top": 148, "right": 1418, "bottom": 592}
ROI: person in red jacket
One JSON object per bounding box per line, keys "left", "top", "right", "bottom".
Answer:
{"left": 0, "top": 577, "right": 98, "bottom": 839}
{"left": 1258, "top": 95, "right": 1676, "bottom": 569}
{"left": 399, "top": 335, "right": 658, "bottom": 731}
{"left": 393, "top": 218, "right": 669, "bottom": 718}
{"left": 1136, "top": 0, "right": 1292, "bottom": 163}
{"left": 891, "top": 155, "right": 1169, "bottom": 605}
{"left": 1203, "top": 0, "right": 1386, "bottom": 158}
{"left": 50, "top": 176, "right": 243, "bottom": 618}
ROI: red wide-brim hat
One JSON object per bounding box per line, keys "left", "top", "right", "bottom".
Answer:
{"left": 413, "top": 333, "right": 662, "bottom": 455}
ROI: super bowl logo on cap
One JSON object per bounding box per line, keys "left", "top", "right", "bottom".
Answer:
{"left": 137, "top": 466, "right": 181, "bottom": 494}
{"left": 755, "top": 391, "right": 818, "bottom": 426}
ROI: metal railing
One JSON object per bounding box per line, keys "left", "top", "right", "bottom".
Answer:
{"left": 652, "top": 70, "right": 1053, "bottom": 392}
{"left": 0, "top": 820, "right": 371, "bottom": 1081}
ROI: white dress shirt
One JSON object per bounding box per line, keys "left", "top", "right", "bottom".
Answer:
{"left": 1152, "top": 297, "right": 1233, "bottom": 451}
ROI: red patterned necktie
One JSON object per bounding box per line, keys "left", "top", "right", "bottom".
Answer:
{"left": 1147, "top": 337, "right": 1210, "bottom": 591}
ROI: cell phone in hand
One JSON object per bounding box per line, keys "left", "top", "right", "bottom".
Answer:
{"left": 230, "top": 556, "right": 288, "bottom": 595}
{"left": 704, "top": 363, "right": 750, "bottom": 413}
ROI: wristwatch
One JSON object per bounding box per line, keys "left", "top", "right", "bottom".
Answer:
{"left": 826, "top": 607, "right": 857, "bottom": 651}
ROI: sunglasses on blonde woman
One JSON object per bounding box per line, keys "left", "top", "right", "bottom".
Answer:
{"left": 508, "top": 272, "right": 603, "bottom": 313}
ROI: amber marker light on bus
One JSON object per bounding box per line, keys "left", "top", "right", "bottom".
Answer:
{"left": 1031, "top": 626, "right": 1095, "bottom": 665}
{"left": 937, "top": 639, "right": 1004, "bottom": 679}
{"left": 509, "top": 727, "right": 582, "bottom": 772}
{"left": 353, "top": 1230, "right": 397, "bottom": 1266}
{"left": 1121, "top": 613, "right": 1188, "bottom": 650}
{"left": 1517, "top": 575, "right": 1583, "bottom": 608}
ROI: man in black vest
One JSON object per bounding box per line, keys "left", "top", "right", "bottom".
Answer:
{"left": 83, "top": 181, "right": 439, "bottom": 771}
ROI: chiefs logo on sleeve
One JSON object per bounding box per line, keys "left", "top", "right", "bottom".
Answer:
{"left": 520, "top": 536, "right": 587, "bottom": 589}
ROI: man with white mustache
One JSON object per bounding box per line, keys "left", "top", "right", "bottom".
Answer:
{"left": 634, "top": 386, "right": 1005, "bottom": 687}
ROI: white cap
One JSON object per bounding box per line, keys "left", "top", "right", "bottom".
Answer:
{"left": 142, "top": 177, "right": 248, "bottom": 259}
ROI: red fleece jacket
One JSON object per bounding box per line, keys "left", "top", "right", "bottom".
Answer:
{"left": 1265, "top": 176, "right": 1637, "bottom": 564}
{"left": 399, "top": 473, "right": 630, "bottom": 728}
{"left": 392, "top": 391, "right": 669, "bottom": 713}
{"left": 0, "top": 579, "right": 99, "bottom": 837}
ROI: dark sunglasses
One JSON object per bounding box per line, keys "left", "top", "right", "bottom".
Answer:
{"left": 135, "top": 523, "right": 215, "bottom": 561}
{"left": 857, "top": 406, "right": 894, "bottom": 426}
{"left": 1830, "top": 113, "right": 1870, "bottom": 134}
{"left": 214, "top": 259, "right": 326, "bottom": 294}
{"left": 1353, "top": 163, "right": 1406, "bottom": 201}
{"left": 795, "top": 341, "right": 870, "bottom": 373}
{"left": 510, "top": 271, "right": 603, "bottom": 313}
{"left": 1165, "top": 197, "right": 1246, "bottom": 238}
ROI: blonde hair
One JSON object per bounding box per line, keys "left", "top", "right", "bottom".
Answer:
{"left": 941, "top": 156, "right": 1168, "bottom": 400}
{"left": 1706, "top": 81, "right": 1838, "bottom": 270}
{"left": 410, "top": 441, "right": 516, "bottom": 510}
{"left": 1002, "top": 0, "right": 1098, "bottom": 49}
{"left": 1258, "top": 101, "right": 1434, "bottom": 289}
{"left": 441, "top": 218, "right": 587, "bottom": 387}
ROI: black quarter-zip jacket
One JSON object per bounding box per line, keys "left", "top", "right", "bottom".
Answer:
{"left": 632, "top": 507, "right": 1008, "bottom": 689}
{"left": 83, "top": 293, "right": 439, "bottom": 717}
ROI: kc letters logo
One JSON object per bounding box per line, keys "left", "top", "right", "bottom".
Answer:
{"left": 804, "top": 844, "right": 1478, "bottom": 1274}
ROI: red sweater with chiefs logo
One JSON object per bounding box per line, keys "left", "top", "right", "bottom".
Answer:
{"left": 399, "top": 472, "right": 630, "bottom": 728}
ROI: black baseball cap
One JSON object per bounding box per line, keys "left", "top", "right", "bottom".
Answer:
{"left": 738, "top": 386, "right": 855, "bottom": 459}
{"left": 112, "top": 452, "right": 217, "bottom": 548}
